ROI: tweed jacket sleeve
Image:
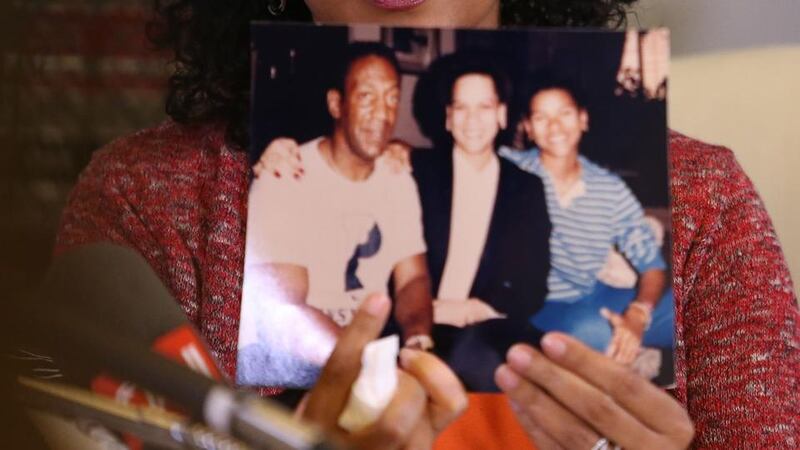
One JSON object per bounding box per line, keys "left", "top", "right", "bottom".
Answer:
{"left": 669, "top": 132, "right": 799, "bottom": 448}
{"left": 54, "top": 121, "right": 254, "bottom": 386}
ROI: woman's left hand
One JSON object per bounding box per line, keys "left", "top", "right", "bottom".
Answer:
{"left": 601, "top": 307, "right": 647, "bottom": 365}
{"left": 495, "top": 333, "right": 694, "bottom": 450}
{"left": 377, "top": 139, "right": 412, "bottom": 174}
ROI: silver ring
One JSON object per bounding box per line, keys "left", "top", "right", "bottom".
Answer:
{"left": 267, "top": 0, "right": 286, "bottom": 16}
{"left": 590, "top": 438, "right": 610, "bottom": 450}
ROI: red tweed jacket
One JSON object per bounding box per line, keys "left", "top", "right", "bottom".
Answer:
{"left": 55, "top": 120, "right": 800, "bottom": 448}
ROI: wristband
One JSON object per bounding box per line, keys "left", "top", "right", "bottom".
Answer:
{"left": 628, "top": 301, "right": 653, "bottom": 330}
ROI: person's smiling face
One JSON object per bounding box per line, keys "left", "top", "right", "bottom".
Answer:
{"left": 447, "top": 73, "right": 507, "bottom": 157}
{"left": 524, "top": 88, "right": 588, "bottom": 159}
{"left": 304, "top": 0, "right": 500, "bottom": 27}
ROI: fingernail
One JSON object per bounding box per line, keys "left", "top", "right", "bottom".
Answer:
{"left": 495, "top": 365, "right": 520, "bottom": 390}
{"left": 507, "top": 345, "right": 533, "bottom": 370}
{"left": 399, "top": 348, "right": 420, "bottom": 369}
{"left": 541, "top": 334, "right": 567, "bottom": 358}
{"left": 362, "top": 294, "right": 389, "bottom": 317}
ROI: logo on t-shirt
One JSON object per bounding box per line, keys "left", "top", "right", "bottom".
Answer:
{"left": 345, "top": 222, "right": 382, "bottom": 292}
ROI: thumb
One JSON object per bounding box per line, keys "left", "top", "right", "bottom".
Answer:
{"left": 304, "top": 293, "right": 391, "bottom": 428}
{"left": 600, "top": 307, "right": 624, "bottom": 328}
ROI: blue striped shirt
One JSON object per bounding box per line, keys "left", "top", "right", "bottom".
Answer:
{"left": 499, "top": 147, "right": 666, "bottom": 303}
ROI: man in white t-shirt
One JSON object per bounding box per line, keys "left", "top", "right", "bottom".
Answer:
{"left": 238, "top": 43, "right": 432, "bottom": 387}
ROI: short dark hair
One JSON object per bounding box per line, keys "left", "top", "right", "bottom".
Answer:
{"left": 444, "top": 52, "right": 511, "bottom": 106}
{"left": 330, "top": 42, "right": 401, "bottom": 94}
{"left": 522, "top": 72, "right": 588, "bottom": 116}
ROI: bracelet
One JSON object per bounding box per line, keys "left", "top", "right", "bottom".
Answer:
{"left": 628, "top": 301, "right": 653, "bottom": 315}
{"left": 404, "top": 335, "right": 434, "bottom": 351}
{"left": 628, "top": 301, "right": 653, "bottom": 330}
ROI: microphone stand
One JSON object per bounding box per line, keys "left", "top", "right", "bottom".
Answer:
{"left": 19, "top": 299, "right": 339, "bottom": 450}
{"left": 18, "top": 376, "right": 247, "bottom": 450}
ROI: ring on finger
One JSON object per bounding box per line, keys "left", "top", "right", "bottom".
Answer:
{"left": 590, "top": 437, "right": 622, "bottom": 450}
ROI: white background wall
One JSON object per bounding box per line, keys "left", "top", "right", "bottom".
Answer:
{"left": 631, "top": 1, "right": 800, "bottom": 296}
{"left": 630, "top": 0, "right": 800, "bottom": 55}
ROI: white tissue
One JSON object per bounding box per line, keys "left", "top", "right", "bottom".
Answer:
{"left": 337, "top": 334, "right": 399, "bottom": 432}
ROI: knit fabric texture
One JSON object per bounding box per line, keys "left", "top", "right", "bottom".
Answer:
{"left": 55, "top": 120, "right": 800, "bottom": 448}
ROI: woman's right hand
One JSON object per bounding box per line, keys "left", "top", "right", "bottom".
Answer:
{"left": 303, "top": 294, "right": 467, "bottom": 449}
{"left": 253, "top": 137, "right": 302, "bottom": 179}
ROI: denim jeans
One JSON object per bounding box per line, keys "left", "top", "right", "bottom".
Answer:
{"left": 530, "top": 283, "right": 674, "bottom": 352}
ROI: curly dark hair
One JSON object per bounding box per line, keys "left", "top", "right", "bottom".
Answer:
{"left": 148, "top": 0, "right": 638, "bottom": 149}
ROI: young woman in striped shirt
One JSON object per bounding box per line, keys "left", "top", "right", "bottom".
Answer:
{"left": 500, "top": 78, "right": 674, "bottom": 367}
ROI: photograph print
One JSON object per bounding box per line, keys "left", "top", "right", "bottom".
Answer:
{"left": 239, "top": 23, "right": 673, "bottom": 392}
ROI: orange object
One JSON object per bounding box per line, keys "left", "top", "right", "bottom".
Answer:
{"left": 90, "top": 325, "right": 222, "bottom": 450}
{"left": 152, "top": 324, "right": 223, "bottom": 380}
{"left": 435, "top": 393, "right": 536, "bottom": 450}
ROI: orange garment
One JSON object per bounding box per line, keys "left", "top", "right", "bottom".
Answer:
{"left": 435, "top": 394, "right": 536, "bottom": 450}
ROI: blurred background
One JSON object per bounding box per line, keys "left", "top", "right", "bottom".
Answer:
{"left": 1, "top": 1, "right": 169, "bottom": 302}
{"left": 1, "top": 4, "right": 167, "bottom": 445}
{"left": 630, "top": 0, "right": 800, "bottom": 299}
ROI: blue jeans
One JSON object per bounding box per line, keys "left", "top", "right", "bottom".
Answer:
{"left": 530, "top": 283, "right": 674, "bottom": 352}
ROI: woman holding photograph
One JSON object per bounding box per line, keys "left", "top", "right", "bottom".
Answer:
{"left": 55, "top": 1, "right": 798, "bottom": 449}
